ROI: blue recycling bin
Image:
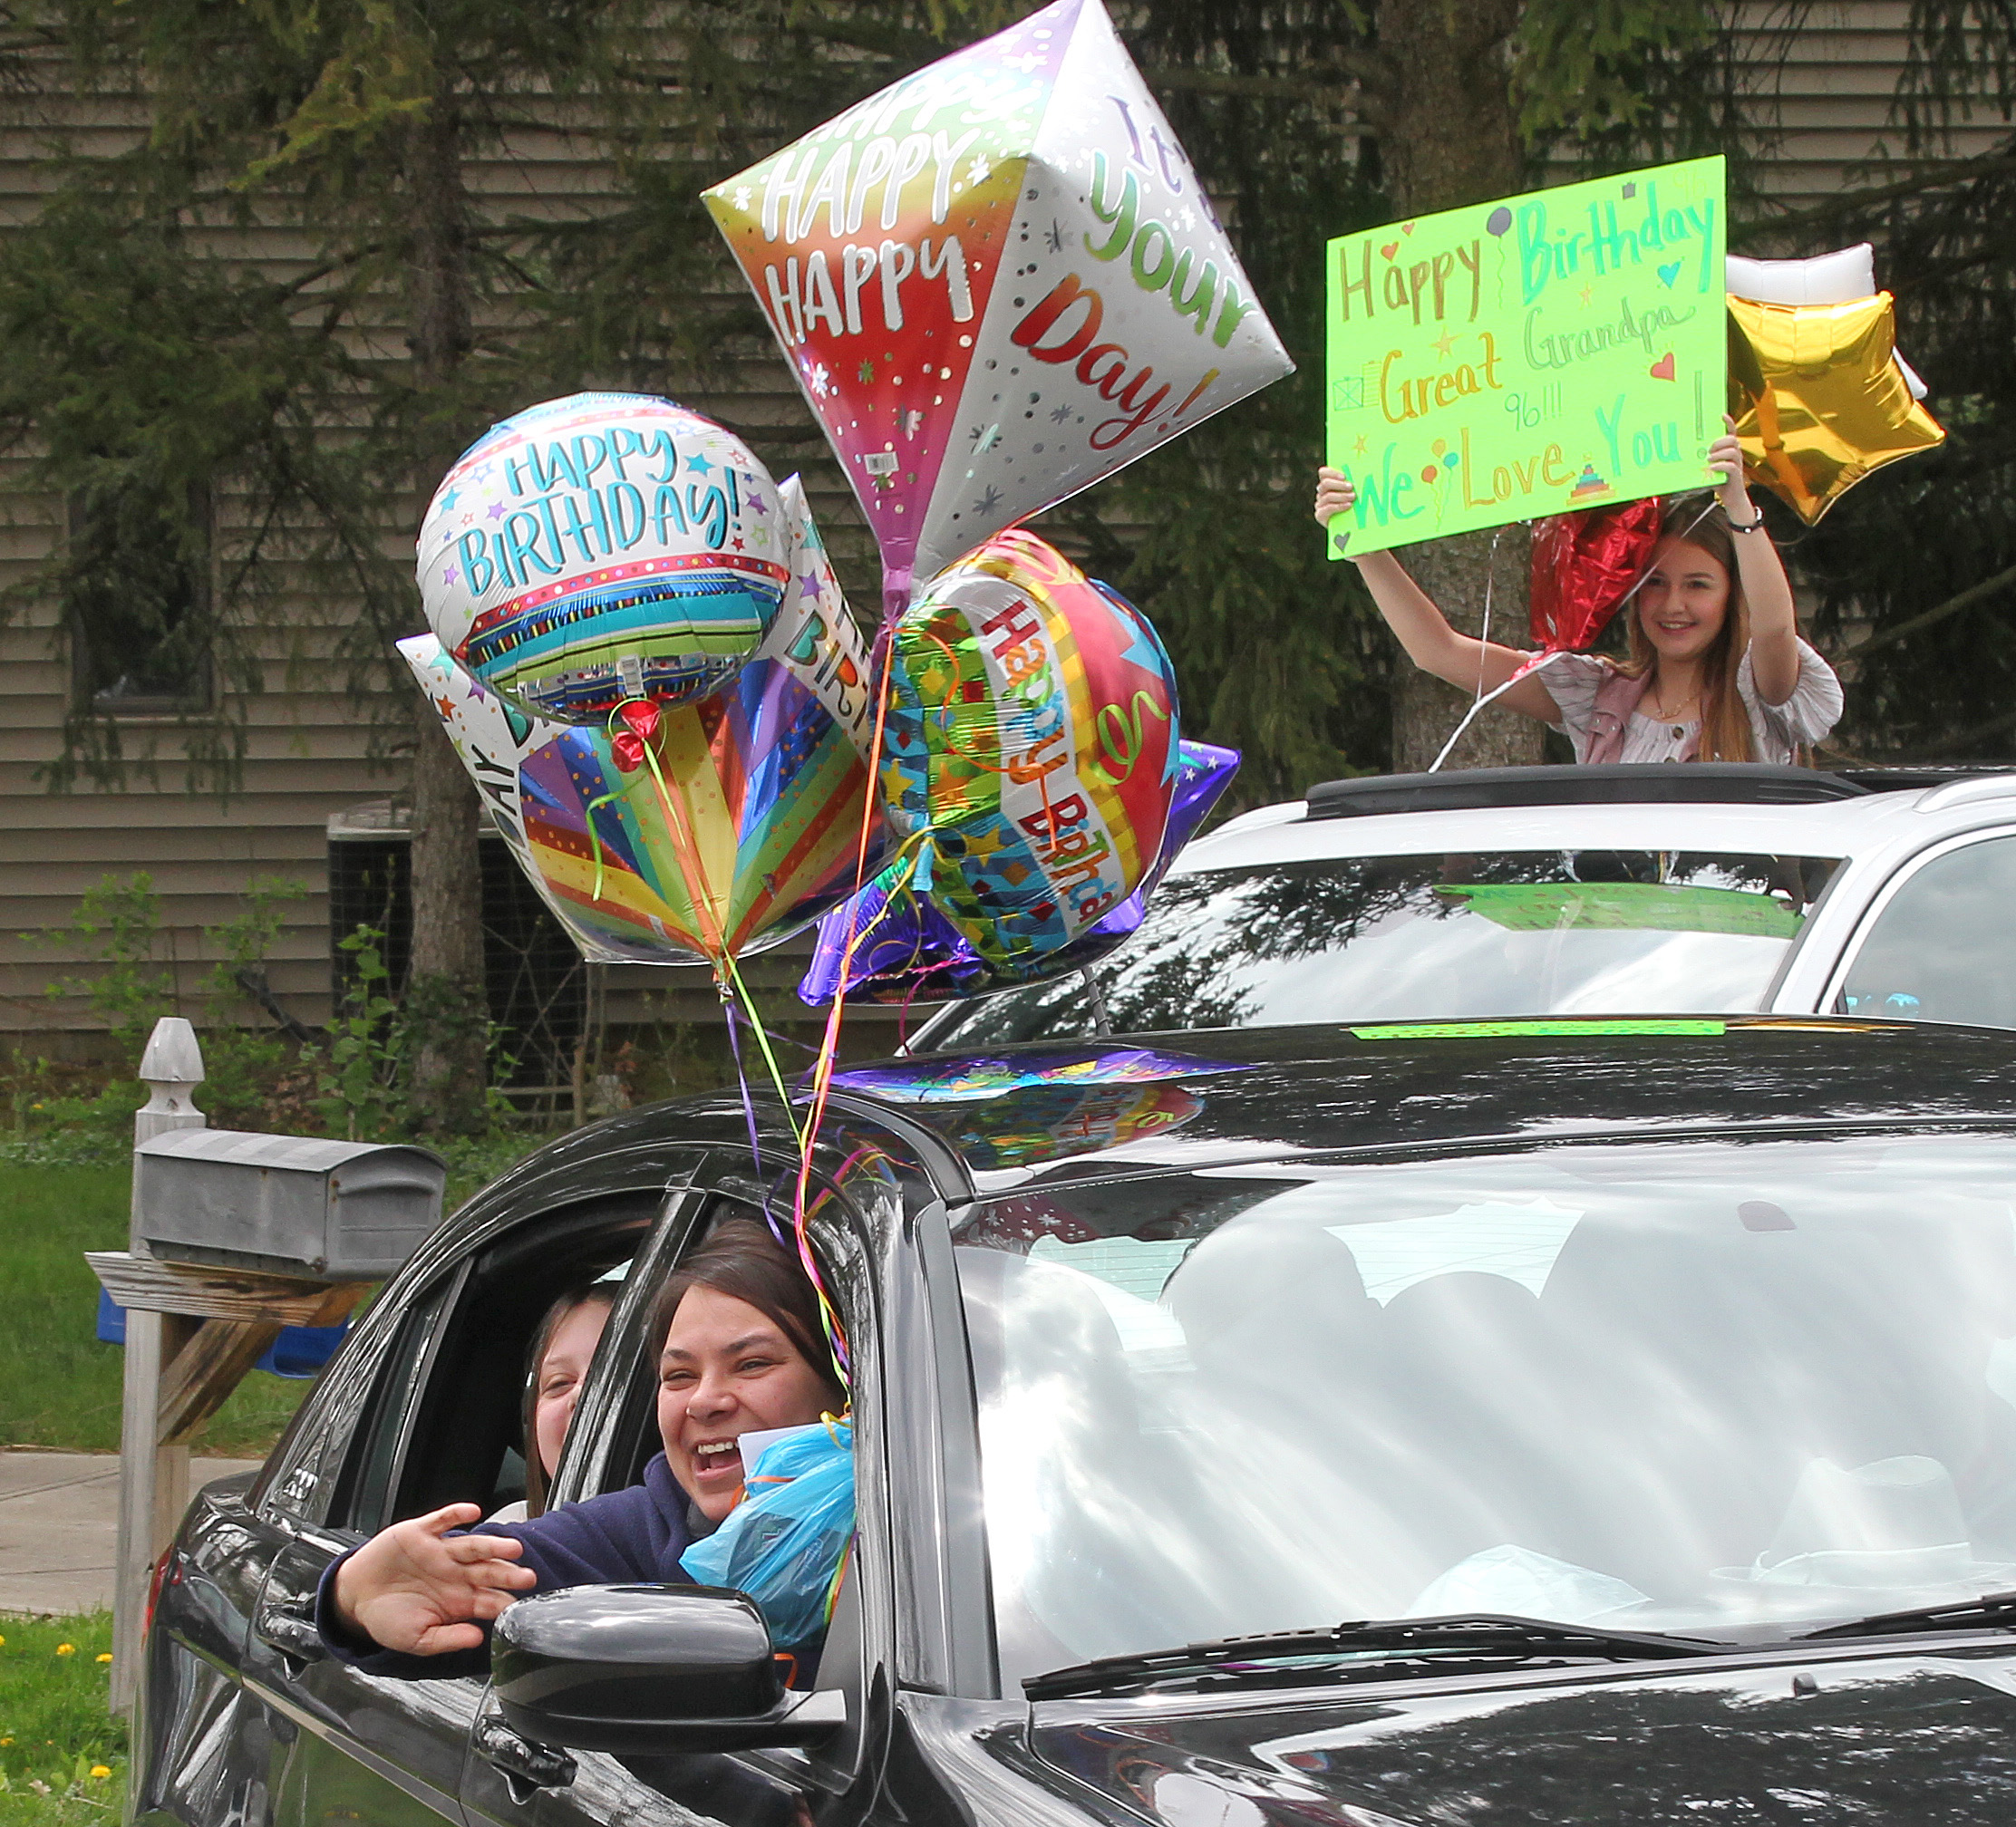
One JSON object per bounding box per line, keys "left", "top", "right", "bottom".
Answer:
{"left": 95, "top": 1289, "right": 346, "bottom": 1379}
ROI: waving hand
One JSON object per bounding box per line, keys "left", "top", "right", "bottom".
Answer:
{"left": 331, "top": 1504, "right": 538, "bottom": 1656}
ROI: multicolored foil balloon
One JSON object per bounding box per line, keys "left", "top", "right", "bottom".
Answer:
{"left": 396, "top": 633, "right": 572, "bottom": 915}
{"left": 418, "top": 393, "right": 791, "bottom": 721}
{"left": 771, "top": 474, "right": 878, "bottom": 763}
{"left": 1726, "top": 294, "right": 1945, "bottom": 525}
{"left": 400, "top": 625, "right": 884, "bottom": 967}
{"left": 701, "top": 0, "right": 1294, "bottom": 614}
{"left": 513, "top": 660, "right": 887, "bottom": 967}
{"left": 800, "top": 867, "right": 975, "bottom": 1005}
{"left": 1529, "top": 498, "right": 1665, "bottom": 653}
{"left": 801, "top": 738, "right": 1239, "bottom": 1005}
{"left": 874, "top": 531, "right": 1179, "bottom": 979}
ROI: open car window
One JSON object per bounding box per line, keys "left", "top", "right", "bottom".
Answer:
{"left": 578, "top": 1191, "right": 851, "bottom": 1501}
{"left": 327, "top": 1196, "right": 663, "bottom": 1537}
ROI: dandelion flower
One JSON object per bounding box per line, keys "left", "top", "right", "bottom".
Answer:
{"left": 90, "top": 1765, "right": 111, "bottom": 1780}
{"left": 95, "top": 1653, "right": 111, "bottom": 1664}
{"left": 1, "top": 1735, "right": 12, "bottom": 1745}
{"left": 54, "top": 1643, "right": 74, "bottom": 1656}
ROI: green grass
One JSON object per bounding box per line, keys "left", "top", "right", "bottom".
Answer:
{"left": 0, "top": 1167, "right": 311, "bottom": 1456}
{"left": 0, "top": 1137, "right": 547, "bottom": 1455}
{"left": 0, "top": 1612, "right": 124, "bottom": 1825}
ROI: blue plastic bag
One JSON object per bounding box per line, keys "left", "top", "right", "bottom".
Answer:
{"left": 679, "top": 1419, "right": 854, "bottom": 1651}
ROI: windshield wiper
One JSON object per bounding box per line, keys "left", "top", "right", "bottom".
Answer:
{"left": 1024, "top": 1612, "right": 1727, "bottom": 1701}
{"left": 1798, "top": 1590, "right": 2016, "bottom": 1642}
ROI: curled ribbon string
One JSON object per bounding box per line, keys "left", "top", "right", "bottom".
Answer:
{"left": 780, "top": 643, "right": 907, "bottom": 1389}
{"left": 585, "top": 697, "right": 855, "bottom": 1385}
{"left": 638, "top": 727, "right": 732, "bottom": 967}
{"left": 584, "top": 768, "right": 655, "bottom": 904}
{"left": 719, "top": 949, "right": 806, "bottom": 1156}
{"left": 721, "top": 990, "right": 768, "bottom": 1192}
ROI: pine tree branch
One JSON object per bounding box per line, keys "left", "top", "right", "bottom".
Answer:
{"left": 1143, "top": 62, "right": 1382, "bottom": 105}
{"left": 1745, "top": 147, "right": 2016, "bottom": 242}
{"left": 1904, "top": 698, "right": 2016, "bottom": 758}
{"left": 770, "top": 13, "right": 948, "bottom": 63}
{"left": 1841, "top": 559, "right": 2016, "bottom": 662}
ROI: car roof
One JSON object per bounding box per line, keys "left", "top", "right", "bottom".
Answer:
{"left": 451, "top": 1020, "right": 2016, "bottom": 1235}
{"left": 875, "top": 1018, "right": 2016, "bottom": 1195}
{"left": 1180, "top": 768, "right": 2016, "bottom": 874}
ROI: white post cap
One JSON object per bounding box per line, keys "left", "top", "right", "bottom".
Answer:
{"left": 138, "top": 1016, "right": 204, "bottom": 1092}
{"left": 135, "top": 1017, "right": 207, "bottom": 1146}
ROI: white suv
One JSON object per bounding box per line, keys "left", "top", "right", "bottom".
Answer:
{"left": 912, "top": 763, "right": 2016, "bottom": 1050}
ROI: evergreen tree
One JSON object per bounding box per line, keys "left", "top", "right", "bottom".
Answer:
{"left": 1777, "top": 1, "right": 2016, "bottom": 762}
{"left": 0, "top": 0, "right": 705, "bottom": 1129}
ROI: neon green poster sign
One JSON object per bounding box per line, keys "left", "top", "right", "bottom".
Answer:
{"left": 1323, "top": 157, "right": 1727, "bottom": 558}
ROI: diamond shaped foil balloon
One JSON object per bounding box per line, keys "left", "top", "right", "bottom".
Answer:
{"left": 702, "top": 0, "right": 1294, "bottom": 614}
{"left": 1727, "top": 293, "right": 1944, "bottom": 525}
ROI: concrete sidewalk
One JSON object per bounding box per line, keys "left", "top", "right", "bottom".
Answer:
{"left": 0, "top": 1449, "right": 263, "bottom": 1616}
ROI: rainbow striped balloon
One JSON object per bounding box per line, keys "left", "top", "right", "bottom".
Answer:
{"left": 518, "top": 652, "right": 884, "bottom": 966}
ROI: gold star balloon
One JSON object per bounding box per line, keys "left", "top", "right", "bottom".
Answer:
{"left": 1727, "top": 292, "right": 1944, "bottom": 524}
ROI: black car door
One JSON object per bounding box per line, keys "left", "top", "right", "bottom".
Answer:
{"left": 241, "top": 1185, "right": 679, "bottom": 1827}
{"left": 131, "top": 1472, "right": 291, "bottom": 1827}
{"left": 131, "top": 1194, "right": 444, "bottom": 1827}
{"left": 458, "top": 1173, "right": 895, "bottom": 1827}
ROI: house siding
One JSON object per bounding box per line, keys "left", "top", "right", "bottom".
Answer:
{"left": 1, "top": 6, "right": 1997, "bottom": 1044}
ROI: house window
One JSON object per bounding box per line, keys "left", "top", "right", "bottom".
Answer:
{"left": 65, "top": 480, "right": 212, "bottom": 715}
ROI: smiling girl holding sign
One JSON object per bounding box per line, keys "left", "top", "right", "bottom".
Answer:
{"left": 1312, "top": 420, "right": 1842, "bottom": 764}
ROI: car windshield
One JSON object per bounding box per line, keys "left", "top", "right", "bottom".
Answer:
{"left": 954, "top": 1132, "right": 2016, "bottom": 1687}
{"left": 918, "top": 849, "right": 1841, "bottom": 1049}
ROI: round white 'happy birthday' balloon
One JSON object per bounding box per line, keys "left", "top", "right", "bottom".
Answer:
{"left": 417, "top": 392, "right": 791, "bottom": 723}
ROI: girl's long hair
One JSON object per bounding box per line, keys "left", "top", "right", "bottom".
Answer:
{"left": 1619, "top": 500, "right": 1754, "bottom": 762}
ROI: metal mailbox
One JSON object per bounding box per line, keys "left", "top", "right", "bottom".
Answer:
{"left": 133, "top": 1128, "right": 447, "bottom": 1280}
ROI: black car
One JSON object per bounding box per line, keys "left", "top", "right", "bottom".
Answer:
{"left": 137, "top": 1017, "right": 2016, "bottom": 1827}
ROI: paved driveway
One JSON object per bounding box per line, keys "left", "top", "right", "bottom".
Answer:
{"left": 0, "top": 1449, "right": 262, "bottom": 1615}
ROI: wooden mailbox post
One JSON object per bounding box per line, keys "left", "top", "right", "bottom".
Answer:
{"left": 92, "top": 1018, "right": 443, "bottom": 1714}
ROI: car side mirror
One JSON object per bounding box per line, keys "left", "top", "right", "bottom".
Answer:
{"left": 492, "top": 1583, "right": 845, "bottom": 1754}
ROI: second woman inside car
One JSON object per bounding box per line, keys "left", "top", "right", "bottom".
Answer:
{"left": 488, "top": 1280, "right": 617, "bottom": 1522}
{"left": 317, "top": 1218, "right": 847, "bottom": 1662}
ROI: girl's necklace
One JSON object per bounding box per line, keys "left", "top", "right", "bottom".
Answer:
{"left": 1646, "top": 684, "right": 1700, "bottom": 723}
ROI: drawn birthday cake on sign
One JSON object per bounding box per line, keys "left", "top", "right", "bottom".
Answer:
{"left": 1567, "top": 462, "right": 1613, "bottom": 505}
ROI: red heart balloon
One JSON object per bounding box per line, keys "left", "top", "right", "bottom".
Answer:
{"left": 1529, "top": 498, "right": 1665, "bottom": 652}
{"left": 616, "top": 698, "right": 661, "bottom": 742}
{"left": 610, "top": 729, "right": 647, "bottom": 773}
